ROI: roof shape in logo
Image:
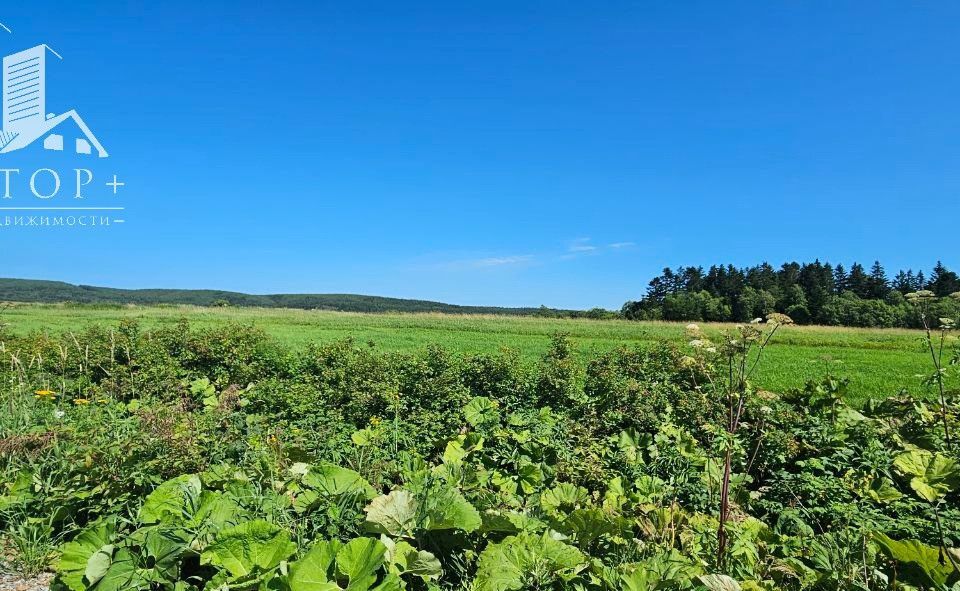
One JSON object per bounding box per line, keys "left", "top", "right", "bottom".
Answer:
{"left": 0, "top": 109, "right": 108, "bottom": 157}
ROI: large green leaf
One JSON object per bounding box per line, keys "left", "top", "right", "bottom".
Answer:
{"left": 697, "top": 574, "right": 741, "bottom": 591}
{"left": 464, "top": 396, "right": 499, "bottom": 429}
{"left": 190, "top": 490, "right": 243, "bottom": 531}
{"left": 864, "top": 477, "right": 904, "bottom": 504}
{"left": 201, "top": 520, "right": 296, "bottom": 580}
{"left": 364, "top": 490, "right": 418, "bottom": 538}
{"left": 472, "top": 532, "right": 587, "bottom": 591}
{"left": 421, "top": 487, "right": 481, "bottom": 533}
{"left": 94, "top": 549, "right": 147, "bottom": 591}
{"left": 295, "top": 464, "right": 377, "bottom": 513}
{"left": 141, "top": 528, "right": 190, "bottom": 584}
{"left": 559, "top": 508, "right": 626, "bottom": 549}
{"left": 57, "top": 521, "right": 116, "bottom": 591}
{"left": 480, "top": 510, "right": 545, "bottom": 534}
{"left": 287, "top": 540, "right": 342, "bottom": 591}
{"left": 82, "top": 545, "right": 114, "bottom": 589}
{"left": 873, "top": 532, "right": 955, "bottom": 588}
{"left": 540, "top": 483, "right": 589, "bottom": 516}
{"left": 335, "top": 538, "right": 387, "bottom": 591}
{"left": 139, "top": 475, "right": 203, "bottom": 525}
{"left": 893, "top": 450, "right": 960, "bottom": 502}
{"left": 284, "top": 538, "right": 397, "bottom": 591}
{"left": 381, "top": 536, "right": 442, "bottom": 581}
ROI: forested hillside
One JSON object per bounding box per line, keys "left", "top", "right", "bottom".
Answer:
{"left": 0, "top": 278, "right": 572, "bottom": 316}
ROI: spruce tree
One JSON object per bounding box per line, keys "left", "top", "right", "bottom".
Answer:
{"left": 928, "top": 261, "right": 960, "bottom": 296}
{"left": 848, "top": 263, "right": 869, "bottom": 298}
{"left": 868, "top": 261, "right": 889, "bottom": 299}
{"left": 833, "top": 264, "right": 848, "bottom": 294}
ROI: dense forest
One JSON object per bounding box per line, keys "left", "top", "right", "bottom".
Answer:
{"left": 622, "top": 260, "right": 960, "bottom": 327}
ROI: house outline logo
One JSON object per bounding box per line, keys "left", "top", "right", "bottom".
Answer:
{"left": 0, "top": 31, "right": 108, "bottom": 158}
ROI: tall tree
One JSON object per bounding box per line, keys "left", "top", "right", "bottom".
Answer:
{"left": 833, "top": 264, "right": 849, "bottom": 294}
{"left": 848, "top": 263, "right": 869, "bottom": 298}
{"left": 868, "top": 261, "right": 889, "bottom": 299}
{"left": 928, "top": 261, "right": 960, "bottom": 296}
{"left": 892, "top": 270, "right": 914, "bottom": 294}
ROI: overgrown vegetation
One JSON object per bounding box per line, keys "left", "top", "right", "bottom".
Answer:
{"left": 0, "top": 311, "right": 958, "bottom": 590}
{"left": 623, "top": 260, "right": 960, "bottom": 328}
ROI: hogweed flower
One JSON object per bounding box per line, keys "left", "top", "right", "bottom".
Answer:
{"left": 906, "top": 290, "right": 936, "bottom": 303}
{"left": 765, "top": 313, "right": 794, "bottom": 326}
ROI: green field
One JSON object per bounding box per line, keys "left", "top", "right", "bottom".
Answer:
{"left": 1, "top": 303, "right": 945, "bottom": 401}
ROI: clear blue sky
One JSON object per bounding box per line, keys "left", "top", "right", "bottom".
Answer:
{"left": 1, "top": 2, "right": 957, "bottom": 309}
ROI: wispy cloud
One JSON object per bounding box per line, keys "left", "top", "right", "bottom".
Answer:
{"left": 473, "top": 255, "right": 535, "bottom": 267}
{"left": 420, "top": 237, "right": 634, "bottom": 271}
{"left": 423, "top": 254, "right": 536, "bottom": 271}
{"left": 568, "top": 238, "right": 598, "bottom": 253}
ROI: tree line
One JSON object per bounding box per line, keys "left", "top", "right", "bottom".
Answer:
{"left": 622, "top": 260, "right": 960, "bottom": 328}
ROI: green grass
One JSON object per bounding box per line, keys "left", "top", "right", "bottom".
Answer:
{"left": 1, "top": 303, "right": 947, "bottom": 402}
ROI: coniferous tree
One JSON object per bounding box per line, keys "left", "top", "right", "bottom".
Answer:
{"left": 868, "top": 261, "right": 889, "bottom": 299}
{"left": 833, "top": 264, "right": 849, "bottom": 294}
{"left": 892, "top": 270, "right": 914, "bottom": 294}
{"left": 928, "top": 261, "right": 960, "bottom": 296}
{"left": 681, "top": 266, "right": 705, "bottom": 293}
{"left": 848, "top": 263, "right": 869, "bottom": 298}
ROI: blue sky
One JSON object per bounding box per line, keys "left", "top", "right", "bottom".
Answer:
{"left": 0, "top": 2, "right": 957, "bottom": 309}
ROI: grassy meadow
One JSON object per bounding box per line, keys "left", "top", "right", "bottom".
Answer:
{"left": 0, "top": 303, "right": 941, "bottom": 402}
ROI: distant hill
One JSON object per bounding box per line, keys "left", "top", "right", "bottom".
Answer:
{"left": 0, "top": 278, "right": 579, "bottom": 316}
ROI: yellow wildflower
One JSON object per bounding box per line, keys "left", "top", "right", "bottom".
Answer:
{"left": 34, "top": 389, "right": 57, "bottom": 401}
{"left": 73, "top": 398, "right": 90, "bottom": 405}
{"left": 369, "top": 416, "right": 383, "bottom": 427}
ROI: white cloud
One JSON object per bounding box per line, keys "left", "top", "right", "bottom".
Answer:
{"left": 425, "top": 254, "right": 536, "bottom": 271}
{"left": 473, "top": 255, "right": 535, "bottom": 267}
{"left": 607, "top": 241, "right": 636, "bottom": 249}
{"left": 568, "top": 238, "right": 598, "bottom": 253}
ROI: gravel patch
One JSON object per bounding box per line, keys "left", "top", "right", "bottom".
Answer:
{"left": 0, "top": 572, "right": 52, "bottom": 591}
